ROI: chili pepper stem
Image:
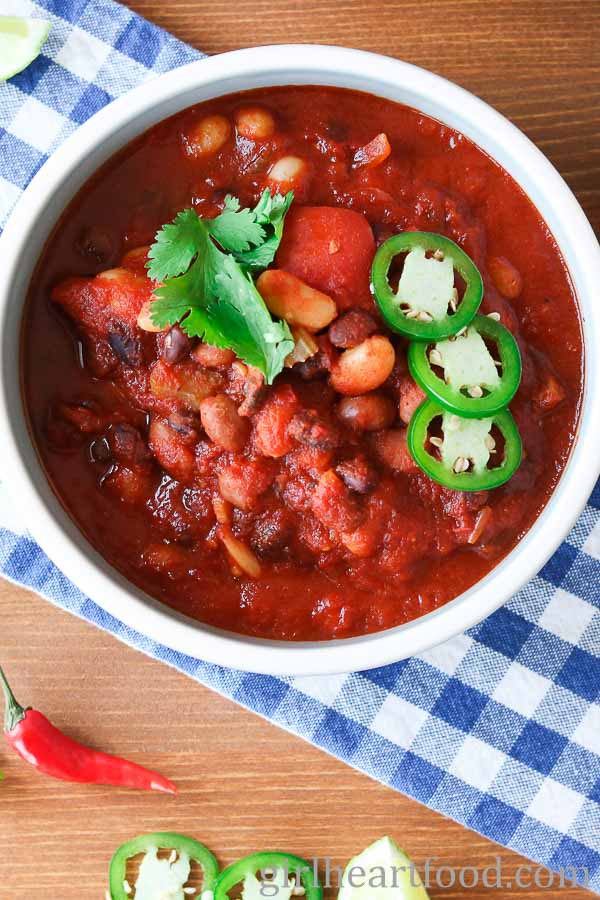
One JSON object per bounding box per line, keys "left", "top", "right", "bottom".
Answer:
{"left": 0, "top": 665, "right": 27, "bottom": 733}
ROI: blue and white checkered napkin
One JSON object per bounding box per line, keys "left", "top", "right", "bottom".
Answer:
{"left": 2, "top": 0, "right": 600, "bottom": 888}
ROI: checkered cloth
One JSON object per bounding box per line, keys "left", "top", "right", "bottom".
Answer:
{"left": 2, "top": 0, "right": 600, "bottom": 890}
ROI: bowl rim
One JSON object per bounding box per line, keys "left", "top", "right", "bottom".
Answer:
{"left": 0, "top": 44, "right": 598, "bottom": 676}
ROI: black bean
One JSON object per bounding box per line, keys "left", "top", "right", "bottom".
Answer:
{"left": 288, "top": 410, "right": 339, "bottom": 450}
{"left": 109, "top": 423, "right": 151, "bottom": 466}
{"left": 76, "top": 225, "right": 114, "bottom": 264}
{"left": 296, "top": 350, "right": 332, "bottom": 381}
{"left": 336, "top": 457, "right": 379, "bottom": 494}
{"left": 89, "top": 436, "right": 112, "bottom": 463}
{"left": 107, "top": 323, "right": 142, "bottom": 367}
{"left": 250, "top": 508, "right": 293, "bottom": 559}
{"left": 161, "top": 324, "right": 192, "bottom": 364}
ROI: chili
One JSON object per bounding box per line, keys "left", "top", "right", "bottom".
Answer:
{"left": 23, "top": 86, "right": 583, "bottom": 641}
{"left": 408, "top": 399, "right": 522, "bottom": 491}
{"left": 408, "top": 314, "right": 522, "bottom": 417}
{"left": 371, "top": 231, "right": 483, "bottom": 341}
{"left": 0, "top": 665, "right": 176, "bottom": 793}
{"left": 109, "top": 833, "right": 219, "bottom": 900}
{"left": 214, "top": 851, "right": 323, "bottom": 900}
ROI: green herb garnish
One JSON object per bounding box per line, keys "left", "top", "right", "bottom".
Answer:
{"left": 147, "top": 190, "right": 294, "bottom": 384}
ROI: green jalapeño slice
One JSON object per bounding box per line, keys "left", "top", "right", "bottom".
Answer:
{"left": 371, "top": 231, "right": 483, "bottom": 341}
{"left": 214, "top": 851, "right": 322, "bottom": 900}
{"left": 408, "top": 313, "right": 522, "bottom": 417}
{"left": 408, "top": 399, "right": 522, "bottom": 491}
{"left": 109, "top": 833, "right": 219, "bottom": 900}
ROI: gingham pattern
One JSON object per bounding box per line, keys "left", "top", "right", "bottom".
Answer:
{"left": 1, "top": 0, "right": 600, "bottom": 890}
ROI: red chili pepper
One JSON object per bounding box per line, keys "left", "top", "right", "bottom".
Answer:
{"left": 0, "top": 665, "right": 176, "bottom": 794}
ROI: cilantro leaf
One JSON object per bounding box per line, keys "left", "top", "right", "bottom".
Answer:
{"left": 148, "top": 215, "right": 217, "bottom": 329}
{"left": 208, "top": 203, "right": 266, "bottom": 253}
{"left": 208, "top": 188, "right": 294, "bottom": 271}
{"left": 212, "top": 254, "right": 293, "bottom": 383}
{"left": 147, "top": 197, "right": 294, "bottom": 384}
{"left": 234, "top": 189, "right": 294, "bottom": 270}
{"left": 147, "top": 209, "right": 206, "bottom": 283}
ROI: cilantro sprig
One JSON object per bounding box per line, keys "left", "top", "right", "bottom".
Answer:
{"left": 147, "top": 190, "right": 294, "bottom": 384}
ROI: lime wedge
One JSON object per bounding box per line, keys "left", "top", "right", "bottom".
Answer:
{"left": 338, "top": 837, "right": 430, "bottom": 900}
{"left": 0, "top": 16, "right": 51, "bottom": 82}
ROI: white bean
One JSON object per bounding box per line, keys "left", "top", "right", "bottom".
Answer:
{"left": 184, "top": 114, "right": 231, "bottom": 158}
{"left": 235, "top": 105, "right": 276, "bottom": 140}
{"left": 137, "top": 299, "right": 167, "bottom": 333}
{"left": 267, "top": 155, "right": 307, "bottom": 190}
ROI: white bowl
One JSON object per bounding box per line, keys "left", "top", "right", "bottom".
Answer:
{"left": 1, "top": 46, "right": 598, "bottom": 675}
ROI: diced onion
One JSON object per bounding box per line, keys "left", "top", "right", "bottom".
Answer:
{"left": 220, "top": 528, "right": 261, "bottom": 578}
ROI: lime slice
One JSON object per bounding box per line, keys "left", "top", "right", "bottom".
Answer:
{"left": 338, "top": 837, "right": 430, "bottom": 900}
{"left": 0, "top": 16, "right": 51, "bottom": 82}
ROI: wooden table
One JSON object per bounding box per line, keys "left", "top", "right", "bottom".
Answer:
{"left": 2, "top": 1, "right": 599, "bottom": 897}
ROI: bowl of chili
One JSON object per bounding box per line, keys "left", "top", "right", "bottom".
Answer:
{"left": 0, "top": 45, "right": 598, "bottom": 675}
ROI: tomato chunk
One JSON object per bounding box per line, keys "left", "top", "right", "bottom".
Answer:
{"left": 276, "top": 206, "right": 376, "bottom": 311}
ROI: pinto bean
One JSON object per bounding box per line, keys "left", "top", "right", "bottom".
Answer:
{"left": 108, "top": 423, "right": 151, "bottom": 467}
{"left": 149, "top": 416, "right": 196, "bottom": 482}
{"left": 253, "top": 385, "right": 299, "bottom": 457}
{"left": 166, "top": 411, "right": 200, "bottom": 445}
{"left": 104, "top": 465, "right": 153, "bottom": 505}
{"left": 399, "top": 375, "right": 427, "bottom": 424}
{"left": 149, "top": 359, "right": 222, "bottom": 411}
{"left": 235, "top": 105, "right": 276, "bottom": 140}
{"left": 311, "top": 469, "right": 365, "bottom": 532}
{"left": 328, "top": 309, "right": 378, "bottom": 348}
{"left": 184, "top": 114, "right": 231, "bottom": 158}
{"left": 373, "top": 428, "right": 419, "bottom": 473}
{"left": 287, "top": 444, "right": 334, "bottom": 475}
{"left": 218, "top": 459, "right": 274, "bottom": 511}
{"left": 288, "top": 409, "right": 339, "bottom": 450}
{"left": 488, "top": 255, "right": 523, "bottom": 300}
{"left": 336, "top": 392, "right": 397, "bottom": 432}
{"left": 330, "top": 335, "right": 395, "bottom": 395}
{"left": 192, "top": 342, "right": 236, "bottom": 368}
{"left": 200, "top": 393, "right": 250, "bottom": 451}
{"left": 336, "top": 456, "right": 379, "bottom": 494}
{"left": 256, "top": 269, "right": 337, "bottom": 331}
{"left": 161, "top": 325, "right": 192, "bottom": 364}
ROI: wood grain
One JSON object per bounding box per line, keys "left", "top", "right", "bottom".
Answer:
{"left": 0, "top": 582, "right": 592, "bottom": 899}
{"left": 2, "top": 1, "right": 599, "bottom": 897}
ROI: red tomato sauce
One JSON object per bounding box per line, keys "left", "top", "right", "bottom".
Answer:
{"left": 22, "top": 87, "right": 583, "bottom": 641}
